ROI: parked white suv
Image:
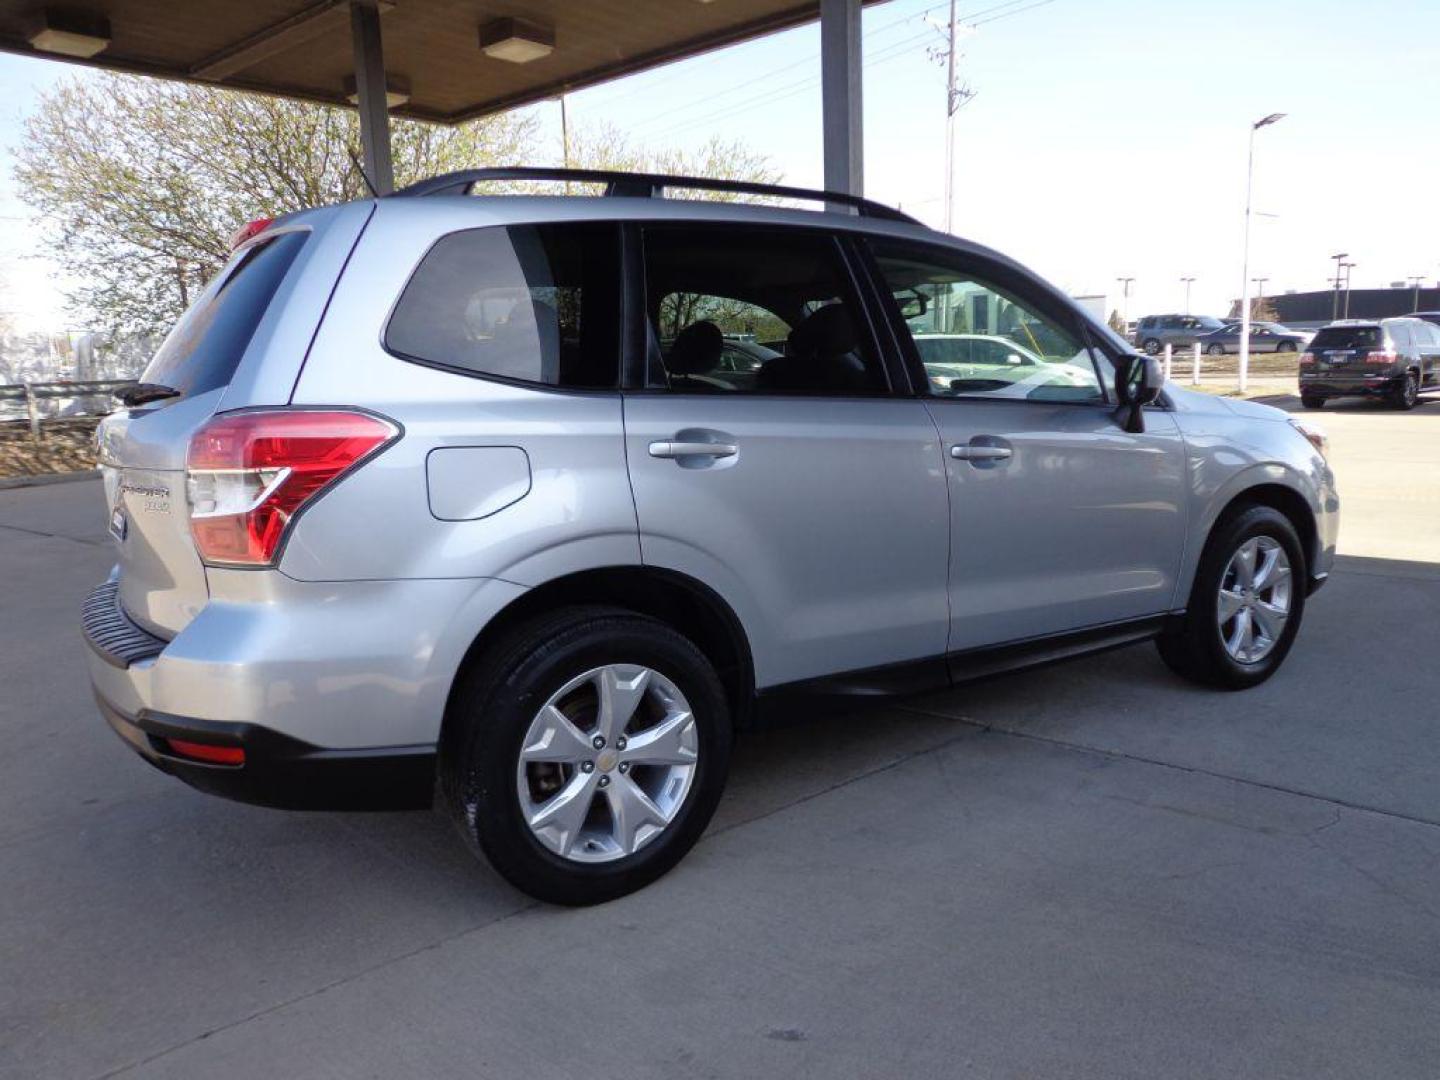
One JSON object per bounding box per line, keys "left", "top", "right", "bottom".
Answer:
{"left": 84, "top": 168, "right": 1339, "bottom": 904}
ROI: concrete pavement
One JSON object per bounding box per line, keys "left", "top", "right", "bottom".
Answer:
{"left": 2, "top": 400, "right": 1438, "bottom": 1079}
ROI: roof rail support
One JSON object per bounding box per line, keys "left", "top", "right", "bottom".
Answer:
{"left": 391, "top": 165, "right": 916, "bottom": 223}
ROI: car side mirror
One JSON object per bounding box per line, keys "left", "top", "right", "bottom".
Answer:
{"left": 1005, "top": 353, "right": 1023, "bottom": 366}
{"left": 1115, "top": 354, "right": 1164, "bottom": 433}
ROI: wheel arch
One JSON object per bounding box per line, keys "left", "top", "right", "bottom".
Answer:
{"left": 442, "top": 566, "right": 757, "bottom": 741}
{"left": 1210, "top": 481, "right": 1320, "bottom": 582}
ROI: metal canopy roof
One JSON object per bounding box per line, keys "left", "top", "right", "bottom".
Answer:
{"left": 0, "top": 0, "right": 883, "bottom": 124}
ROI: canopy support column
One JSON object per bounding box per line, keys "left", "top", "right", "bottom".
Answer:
{"left": 350, "top": 0, "right": 394, "bottom": 194}
{"left": 820, "top": 0, "right": 863, "bottom": 206}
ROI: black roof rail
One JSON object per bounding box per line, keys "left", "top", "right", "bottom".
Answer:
{"left": 390, "top": 165, "right": 919, "bottom": 224}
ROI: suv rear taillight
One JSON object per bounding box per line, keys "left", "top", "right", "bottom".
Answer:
{"left": 1365, "top": 348, "right": 1398, "bottom": 365}
{"left": 186, "top": 410, "right": 398, "bottom": 567}
{"left": 1299, "top": 352, "right": 1315, "bottom": 365}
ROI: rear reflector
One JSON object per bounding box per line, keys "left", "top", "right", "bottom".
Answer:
{"left": 187, "top": 409, "right": 398, "bottom": 567}
{"left": 165, "top": 739, "right": 245, "bottom": 766}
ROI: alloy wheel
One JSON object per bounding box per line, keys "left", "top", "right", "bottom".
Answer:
{"left": 516, "top": 664, "right": 699, "bottom": 863}
{"left": 1217, "top": 535, "right": 1292, "bottom": 664}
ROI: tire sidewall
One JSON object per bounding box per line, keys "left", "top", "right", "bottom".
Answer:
{"left": 1193, "top": 507, "right": 1307, "bottom": 688}
{"left": 455, "top": 616, "right": 732, "bottom": 905}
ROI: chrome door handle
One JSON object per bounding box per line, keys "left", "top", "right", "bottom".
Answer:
{"left": 950, "top": 444, "right": 1012, "bottom": 461}
{"left": 648, "top": 441, "right": 738, "bottom": 459}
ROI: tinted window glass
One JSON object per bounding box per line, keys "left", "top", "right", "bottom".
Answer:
{"left": 1311, "top": 326, "right": 1382, "bottom": 349}
{"left": 141, "top": 231, "right": 307, "bottom": 399}
{"left": 868, "top": 239, "right": 1106, "bottom": 404}
{"left": 642, "top": 226, "right": 886, "bottom": 395}
{"left": 387, "top": 223, "right": 620, "bottom": 388}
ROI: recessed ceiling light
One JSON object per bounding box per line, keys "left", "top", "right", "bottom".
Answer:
{"left": 27, "top": 9, "right": 111, "bottom": 58}
{"left": 343, "top": 74, "right": 412, "bottom": 109}
{"left": 479, "top": 18, "right": 554, "bottom": 64}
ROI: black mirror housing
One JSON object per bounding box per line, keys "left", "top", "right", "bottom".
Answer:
{"left": 1115, "top": 354, "right": 1165, "bottom": 433}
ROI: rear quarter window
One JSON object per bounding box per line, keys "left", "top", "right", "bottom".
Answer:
{"left": 385, "top": 223, "right": 621, "bottom": 389}
{"left": 140, "top": 230, "right": 308, "bottom": 399}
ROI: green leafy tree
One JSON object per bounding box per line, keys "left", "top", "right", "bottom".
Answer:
{"left": 15, "top": 74, "right": 537, "bottom": 334}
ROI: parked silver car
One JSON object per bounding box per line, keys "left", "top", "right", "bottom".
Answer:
{"left": 1198, "top": 321, "right": 1312, "bottom": 356}
{"left": 83, "top": 168, "right": 1339, "bottom": 904}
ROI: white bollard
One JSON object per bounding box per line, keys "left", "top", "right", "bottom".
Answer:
{"left": 1192, "top": 342, "right": 1202, "bottom": 385}
{"left": 1163, "top": 343, "right": 1173, "bottom": 382}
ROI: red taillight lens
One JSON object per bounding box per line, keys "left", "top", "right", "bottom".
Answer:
{"left": 1365, "top": 349, "right": 1397, "bottom": 365}
{"left": 1299, "top": 352, "right": 1315, "bottom": 365}
{"left": 165, "top": 739, "right": 245, "bottom": 766}
{"left": 228, "top": 217, "right": 273, "bottom": 251}
{"left": 186, "top": 410, "right": 397, "bottom": 567}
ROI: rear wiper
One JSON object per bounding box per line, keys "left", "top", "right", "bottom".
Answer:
{"left": 115, "top": 383, "right": 181, "bottom": 407}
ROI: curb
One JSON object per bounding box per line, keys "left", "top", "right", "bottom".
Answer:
{"left": 0, "top": 468, "right": 101, "bottom": 492}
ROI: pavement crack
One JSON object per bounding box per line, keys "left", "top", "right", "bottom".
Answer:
{"left": 0, "top": 520, "right": 107, "bottom": 548}
{"left": 89, "top": 901, "right": 541, "bottom": 1080}
{"left": 898, "top": 705, "right": 1440, "bottom": 832}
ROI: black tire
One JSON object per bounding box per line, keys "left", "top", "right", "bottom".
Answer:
{"left": 439, "top": 606, "right": 732, "bottom": 905}
{"left": 1300, "top": 394, "right": 1324, "bottom": 410}
{"left": 1277, "top": 340, "right": 1298, "bottom": 353}
{"left": 1142, "top": 338, "right": 1162, "bottom": 355}
{"left": 1205, "top": 343, "right": 1226, "bottom": 356}
{"left": 1391, "top": 371, "right": 1419, "bottom": 410}
{"left": 1156, "top": 504, "right": 1307, "bottom": 690}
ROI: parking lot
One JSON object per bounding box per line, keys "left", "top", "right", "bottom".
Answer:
{"left": 2, "top": 395, "right": 1438, "bottom": 1079}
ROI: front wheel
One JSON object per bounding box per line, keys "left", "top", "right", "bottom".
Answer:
{"left": 1142, "top": 338, "right": 1162, "bottom": 355}
{"left": 1206, "top": 343, "right": 1226, "bottom": 356}
{"left": 1300, "top": 394, "right": 1324, "bottom": 410}
{"left": 1277, "top": 341, "right": 1298, "bottom": 353}
{"left": 440, "top": 607, "right": 732, "bottom": 905}
{"left": 1156, "top": 505, "right": 1307, "bottom": 689}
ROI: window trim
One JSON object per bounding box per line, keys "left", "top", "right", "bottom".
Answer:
{"left": 622, "top": 220, "right": 901, "bottom": 400}
{"left": 380, "top": 221, "right": 626, "bottom": 395}
{"left": 859, "top": 235, "right": 1117, "bottom": 409}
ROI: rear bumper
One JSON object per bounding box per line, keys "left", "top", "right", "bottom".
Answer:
{"left": 96, "top": 695, "right": 435, "bottom": 810}
{"left": 1299, "top": 372, "right": 1403, "bottom": 398}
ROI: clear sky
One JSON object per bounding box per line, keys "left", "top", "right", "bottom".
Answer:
{"left": 3, "top": 0, "right": 1439, "bottom": 330}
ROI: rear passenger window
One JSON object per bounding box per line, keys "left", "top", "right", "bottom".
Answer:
{"left": 386, "top": 223, "right": 620, "bottom": 389}
{"left": 1389, "top": 323, "right": 1413, "bottom": 348}
{"left": 141, "top": 230, "right": 308, "bottom": 400}
{"left": 641, "top": 225, "right": 888, "bottom": 395}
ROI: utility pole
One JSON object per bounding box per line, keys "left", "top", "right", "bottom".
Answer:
{"left": 1180, "top": 276, "right": 1196, "bottom": 315}
{"left": 1330, "top": 252, "right": 1348, "bottom": 320}
{"left": 936, "top": 0, "right": 974, "bottom": 234}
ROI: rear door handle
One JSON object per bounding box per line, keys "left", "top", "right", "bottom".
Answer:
{"left": 648, "top": 441, "right": 738, "bottom": 459}
{"left": 950, "top": 444, "right": 1012, "bottom": 462}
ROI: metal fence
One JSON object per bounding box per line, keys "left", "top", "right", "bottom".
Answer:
{"left": 0, "top": 380, "right": 137, "bottom": 441}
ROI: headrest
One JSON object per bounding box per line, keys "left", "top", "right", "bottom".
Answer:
{"left": 788, "top": 304, "right": 857, "bottom": 359}
{"left": 668, "top": 320, "right": 724, "bottom": 376}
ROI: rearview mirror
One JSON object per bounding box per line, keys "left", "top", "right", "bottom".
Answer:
{"left": 897, "top": 289, "right": 929, "bottom": 319}
{"left": 1115, "top": 354, "right": 1164, "bottom": 433}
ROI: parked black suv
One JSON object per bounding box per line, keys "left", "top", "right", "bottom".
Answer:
{"left": 1299, "top": 318, "right": 1440, "bottom": 410}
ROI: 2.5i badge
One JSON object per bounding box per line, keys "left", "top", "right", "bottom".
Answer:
{"left": 109, "top": 507, "right": 127, "bottom": 543}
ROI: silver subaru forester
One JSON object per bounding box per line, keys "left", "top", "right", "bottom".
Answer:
{"left": 84, "top": 168, "right": 1338, "bottom": 904}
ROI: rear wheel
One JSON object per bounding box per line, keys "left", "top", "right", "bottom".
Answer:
{"left": 1156, "top": 505, "right": 1306, "bottom": 689}
{"left": 440, "top": 607, "right": 732, "bottom": 905}
{"left": 1300, "top": 394, "right": 1324, "bottom": 410}
{"left": 1277, "top": 341, "right": 1298, "bottom": 353}
{"left": 1206, "top": 343, "right": 1226, "bottom": 356}
{"left": 1142, "top": 338, "right": 1162, "bottom": 355}
{"left": 1391, "top": 371, "right": 1419, "bottom": 410}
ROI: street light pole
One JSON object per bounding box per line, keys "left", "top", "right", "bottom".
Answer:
{"left": 1180, "top": 276, "right": 1195, "bottom": 315}
{"left": 1330, "top": 252, "right": 1348, "bottom": 320}
{"left": 1116, "top": 276, "right": 1135, "bottom": 334}
{"left": 1341, "top": 261, "right": 1356, "bottom": 318}
{"left": 1408, "top": 274, "right": 1424, "bottom": 312}
{"left": 1238, "top": 112, "right": 1285, "bottom": 393}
